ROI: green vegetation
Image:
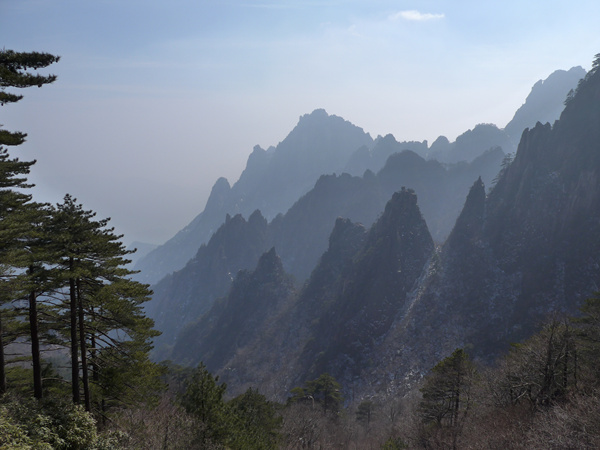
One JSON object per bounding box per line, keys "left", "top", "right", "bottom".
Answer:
{"left": 4, "top": 46, "right": 600, "bottom": 448}
{"left": 0, "top": 49, "right": 60, "bottom": 397}
{"left": 0, "top": 49, "right": 163, "bottom": 445}
{"left": 289, "top": 372, "right": 344, "bottom": 415}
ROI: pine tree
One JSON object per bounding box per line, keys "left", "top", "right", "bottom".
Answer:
{"left": 180, "top": 363, "right": 228, "bottom": 446}
{"left": 50, "top": 195, "right": 161, "bottom": 412}
{"left": 17, "top": 205, "right": 58, "bottom": 399}
{"left": 227, "top": 388, "right": 283, "bottom": 449}
{"left": 89, "top": 276, "right": 162, "bottom": 413}
{"left": 0, "top": 49, "right": 59, "bottom": 395}
{"left": 289, "top": 373, "right": 344, "bottom": 415}
{"left": 419, "top": 349, "right": 476, "bottom": 449}
{"left": 356, "top": 400, "right": 375, "bottom": 426}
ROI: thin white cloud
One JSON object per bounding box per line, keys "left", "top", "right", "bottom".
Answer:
{"left": 390, "top": 10, "right": 445, "bottom": 22}
{"left": 347, "top": 24, "right": 363, "bottom": 38}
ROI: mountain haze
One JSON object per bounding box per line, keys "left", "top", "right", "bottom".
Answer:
{"left": 134, "top": 110, "right": 372, "bottom": 284}
{"left": 156, "top": 59, "right": 600, "bottom": 402}
{"left": 149, "top": 146, "right": 504, "bottom": 355}
{"left": 504, "top": 65, "right": 587, "bottom": 144}
{"left": 148, "top": 210, "right": 269, "bottom": 358}
{"left": 359, "top": 57, "right": 600, "bottom": 398}
{"left": 135, "top": 67, "right": 582, "bottom": 287}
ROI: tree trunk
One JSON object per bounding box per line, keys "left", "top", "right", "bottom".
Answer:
{"left": 69, "top": 261, "right": 80, "bottom": 404}
{"left": 0, "top": 312, "right": 6, "bottom": 395}
{"left": 28, "top": 281, "right": 42, "bottom": 399}
{"left": 90, "top": 307, "right": 100, "bottom": 412}
{"left": 77, "top": 278, "right": 91, "bottom": 411}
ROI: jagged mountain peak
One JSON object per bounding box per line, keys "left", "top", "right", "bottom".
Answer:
{"left": 143, "top": 56, "right": 600, "bottom": 403}
{"left": 379, "top": 133, "right": 398, "bottom": 144}
{"left": 247, "top": 144, "right": 270, "bottom": 164}
{"left": 460, "top": 176, "right": 485, "bottom": 214}
{"left": 248, "top": 208, "right": 267, "bottom": 227}
{"left": 385, "top": 187, "right": 418, "bottom": 213}
{"left": 295, "top": 108, "right": 363, "bottom": 129}
{"left": 556, "top": 61, "right": 600, "bottom": 142}
{"left": 135, "top": 65, "right": 583, "bottom": 286}
{"left": 253, "top": 247, "right": 285, "bottom": 282}
{"left": 329, "top": 217, "right": 367, "bottom": 249}
{"left": 380, "top": 149, "right": 428, "bottom": 171}
{"left": 278, "top": 108, "right": 372, "bottom": 155}
{"left": 371, "top": 187, "right": 423, "bottom": 236}
{"left": 170, "top": 244, "right": 296, "bottom": 371}
{"left": 202, "top": 176, "right": 231, "bottom": 214}
{"left": 299, "top": 107, "right": 329, "bottom": 121}
{"left": 445, "top": 177, "right": 486, "bottom": 250}
{"left": 298, "top": 189, "right": 434, "bottom": 381}
{"left": 428, "top": 123, "right": 511, "bottom": 164}
{"left": 468, "top": 176, "right": 485, "bottom": 203}
{"left": 355, "top": 189, "right": 434, "bottom": 286}
{"left": 430, "top": 135, "right": 450, "bottom": 152}
{"left": 289, "top": 108, "right": 366, "bottom": 136}
{"left": 504, "top": 66, "right": 586, "bottom": 143}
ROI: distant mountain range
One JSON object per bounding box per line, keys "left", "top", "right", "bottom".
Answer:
{"left": 148, "top": 145, "right": 505, "bottom": 358}
{"left": 137, "top": 63, "right": 595, "bottom": 401}
{"left": 135, "top": 66, "right": 584, "bottom": 287}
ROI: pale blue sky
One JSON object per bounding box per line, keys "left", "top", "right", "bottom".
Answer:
{"left": 2, "top": 0, "right": 600, "bottom": 244}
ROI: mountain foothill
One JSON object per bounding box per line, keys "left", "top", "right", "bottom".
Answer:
{"left": 139, "top": 63, "right": 598, "bottom": 401}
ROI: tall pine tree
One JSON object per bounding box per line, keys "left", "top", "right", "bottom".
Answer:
{"left": 50, "top": 195, "right": 161, "bottom": 412}
{"left": 0, "top": 49, "right": 59, "bottom": 395}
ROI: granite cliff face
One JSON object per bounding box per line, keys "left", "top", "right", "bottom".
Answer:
{"left": 504, "top": 66, "right": 587, "bottom": 144}
{"left": 148, "top": 210, "right": 269, "bottom": 359}
{"left": 297, "top": 189, "right": 434, "bottom": 385}
{"left": 482, "top": 61, "right": 600, "bottom": 331}
{"left": 364, "top": 59, "right": 600, "bottom": 398}
{"left": 170, "top": 248, "right": 296, "bottom": 373}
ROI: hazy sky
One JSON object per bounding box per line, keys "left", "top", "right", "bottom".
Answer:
{"left": 2, "top": 0, "right": 600, "bottom": 245}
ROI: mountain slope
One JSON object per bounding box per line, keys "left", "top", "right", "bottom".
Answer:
{"left": 147, "top": 147, "right": 503, "bottom": 361}
{"left": 134, "top": 110, "right": 372, "bottom": 284}
{"left": 210, "top": 218, "right": 368, "bottom": 398}
{"left": 173, "top": 190, "right": 434, "bottom": 399}
{"left": 170, "top": 57, "right": 600, "bottom": 403}
{"left": 504, "top": 66, "right": 586, "bottom": 144}
{"left": 148, "top": 210, "right": 270, "bottom": 359}
{"left": 297, "top": 188, "right": 434, "bottom": 383}
{"left": 170, "top": 248, "right": 296, "bottom": 372}
{"left": 135, "top": 68, "right": 583, "bottom": 286}
{"left": 366, "top": 57, "right": 600, "bottom": 398}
